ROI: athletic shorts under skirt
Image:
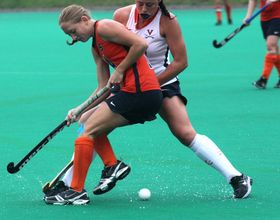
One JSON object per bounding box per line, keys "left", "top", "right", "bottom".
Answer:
{"left": 104, "top": 90, "right": 163, "bottom": 125}
{"left": 161, "top": 81, "right": 187, "bottom": 106}
{"left": 112, "top": 81, "right": 187, "bottom": 106}
{"left": 261, "top": 18, "right": 280, "bottom": 39}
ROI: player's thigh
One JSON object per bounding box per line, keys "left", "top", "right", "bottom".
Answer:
{"left": 81, "top": 102, "right": 129, "bottom": 139}
{"left": 79, "top": 93, "right": 116, "bottom": 126}
{"left": 266, "top": 35, "right": 279, "bottom": 51}
{"left": 159, "top": 96, "right": 195, "bottom": 137}
{"left": 79, "top": 106, "right": 98, "bottom": 126}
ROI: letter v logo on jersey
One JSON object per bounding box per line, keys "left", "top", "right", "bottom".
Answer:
{"left": 147, "top": 29, "right": 153, "bottom": 35}
{"left": 145, "top": 29, "right": 155, "bottom": 39}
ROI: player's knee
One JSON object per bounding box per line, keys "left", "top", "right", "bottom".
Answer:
{"left": 266, "top": 41, "right": 277, "bottom": 52}
{"left": 80, "top": 127, "right": 100, "bottom": 140}
{"left": 79, "top": 114, "right": 87, "bottom": 126}
{"left": 172, "top": 127, "right": 196, "bottom": 146}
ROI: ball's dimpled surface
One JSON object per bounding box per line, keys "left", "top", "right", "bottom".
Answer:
{"left": 139, "top": 188, "right": 151, "bottom": 200}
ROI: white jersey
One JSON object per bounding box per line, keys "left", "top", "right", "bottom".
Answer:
{"left": 126, "top": 5, "right": 178, "bottom": 87}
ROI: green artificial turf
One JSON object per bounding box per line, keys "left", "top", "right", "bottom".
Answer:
{"left": 1, "top": 8, "right": 279, "bottom": 220}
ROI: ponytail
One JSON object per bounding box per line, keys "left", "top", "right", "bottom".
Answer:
{"left": 159, "top": 0, "right": 175, "bottom": 20}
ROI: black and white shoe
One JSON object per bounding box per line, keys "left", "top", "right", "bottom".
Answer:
{"left": 230, "top": 174, "right": 253, "bottom": 199}
{"left": 215, "top": 20, "right": 222, "bottom": 26}
{"left": 93, "top": 160, "right": 131, "bottom": 195}
{"left": 44, "top": 188, "right": 89, "bottom": 205}
{"left": 252, "top": 77, "right": 267, "bottom": 89}
{"left": 274, "top": 79, "right": 280, "bottom": 88}
{"left": 43, "top": 181, "right": 70, "bottom": 201}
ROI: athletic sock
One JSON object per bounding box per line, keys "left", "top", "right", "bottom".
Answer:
{"left": 63, "top": 151, "right": 97, "bottom": 187}
{"left": 71, "top": 137, "right": 94, "bottom": 192}
{"left": 92, "top": 134, "right": 117, "bottom": 167}
{"left": 215, "top": 5, "right": 222, "bottom": 21}
{"left": 189, "top": 134, "right": 241, "bottom": 183}
{"left": 225, "top": 4, "right": 231, "bottom": 19}
{"left": 62, "top": 154, "right": 74, "bottom": 187}
{"left": 261, "top": 53, "right": 278, "bottom": 79}
{"left": 62, "top": 123, "right": 97, "bottom": 187}
{"left": 275, "top": 54, "right": 280, "bottom": 77}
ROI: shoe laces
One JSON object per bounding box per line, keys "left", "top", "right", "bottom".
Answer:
{"left": 260, "top": 77, "right": 267, "bottom": 83}
{"left": 44, "top": 181, "right": 69, "bottom": 196}
{"left": 101, "top": 160, "right": 122, "bottom": 178}
{"left": 230, "top": 175, "right": 245, "bottom": 187}
{"left": 53, "top": 181, "right": 69, "bottom": 192}
{"left": 101, "top": 165, "right": 114, "bottom": 178}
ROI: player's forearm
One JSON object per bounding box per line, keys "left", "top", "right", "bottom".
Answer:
{"left": 116, "top": 43, "right": 148, "bottom": 73}
{"left": 77, "top": 88, "right": 110, "bottom": 115}
{"left": 157, "top": 60, "right": 188, "bottom": 86}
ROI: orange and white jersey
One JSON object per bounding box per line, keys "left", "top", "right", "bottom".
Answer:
{"left": 92, "top": 20, "right": 161, "bottom": 93}
{"left": 126, "top": 5, "right": 178, "bottom": 87}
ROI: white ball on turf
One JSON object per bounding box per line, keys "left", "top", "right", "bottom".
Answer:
{"left": 139, "top": 188, "right": 151, "bottom": 200}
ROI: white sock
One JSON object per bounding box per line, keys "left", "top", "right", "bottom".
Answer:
{"left": 62, "top": 151, "right": 97, "bottom": 187}
{"left": 189, "top": 134, "right": 241, "bottom": 183}
{"left": 62, "top": 154, "right": 74, "bottom": 187}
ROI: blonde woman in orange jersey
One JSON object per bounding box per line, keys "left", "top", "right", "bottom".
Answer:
{"left": 44, "top": 5, "right": 162, "bottom": 205}
{"left": 45, "top": 1, "right": 253, "bottom": 202}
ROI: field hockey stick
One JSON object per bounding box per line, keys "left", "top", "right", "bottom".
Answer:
{"left": 213, "top": 5, "right": 268, "bottom": 48}
{"left": 42, "top": 160, "right": 73, "bottom": 193}
{"left": 7, "top": 86, "right": 109, "bottom": 174}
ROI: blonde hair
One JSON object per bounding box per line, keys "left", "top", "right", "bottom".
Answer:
{"left": 59, "top": 5, "right": 91, "bottom": 45}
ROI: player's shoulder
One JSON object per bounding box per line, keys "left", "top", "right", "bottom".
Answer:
{"left": 96, "top": 19, "right": 112, "bottom": 28}
{"left": 160, "top": 11, "right": 180, "bottom": 32}
{"left": 113, "top": 5, "right": 134, "bottom": 24}
{"left": 96, "top": 19, "right": 121, "bottom": 34}
{"left": 160, "top": 11, "right": 178, "bottom": 24}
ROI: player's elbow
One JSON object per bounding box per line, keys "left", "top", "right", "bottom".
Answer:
{"left": 138, "top": 36, "right": 149, "bottom": 49}
{"left": 183, "top": 60, "right": 188, "bottom": 69}
{"left": 139, "top": 40, "right": 149, "bottom": 55}
{"left": 180, "top": 59, "right": 188, "bottom": 71}
{"left": 142, "top": 40, "right": 149, "bottom": 50}
{"left": 175, "top": 54, "right": 188, "bottom": 72}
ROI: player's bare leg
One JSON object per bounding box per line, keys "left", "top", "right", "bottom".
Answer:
{"left": 215, "top": 0, "right": 222, "bottom": 25}
{"left": 159, "top": 96, "right": 252, "bottom": 198}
